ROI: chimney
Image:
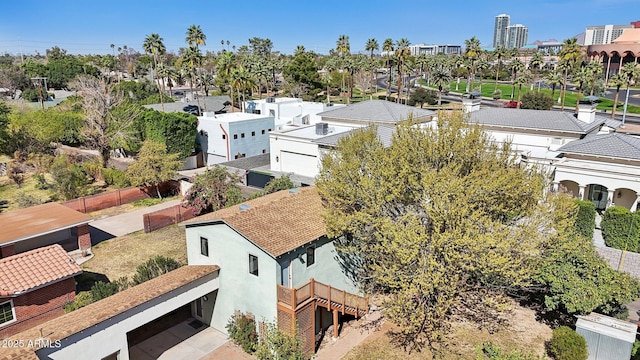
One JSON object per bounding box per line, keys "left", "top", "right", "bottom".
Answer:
{"left": 315, "top": 122, "right": 328, "bottom": 135}
{"left": 462, "top": 97, "right": 481, "bottom": 113}
{"left": 577, "top": 103, "right": 596, "bottom": 123}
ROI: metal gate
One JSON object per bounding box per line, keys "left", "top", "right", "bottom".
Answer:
{"left": 247, "top": 171, "right": 274, "bottom": 188}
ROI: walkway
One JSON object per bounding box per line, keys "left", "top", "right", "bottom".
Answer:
{"left": 315, "top": 310, "right": 382, "bottom": 360}
{"left": 89, "top": 199, "right": 182, "bottom": 242}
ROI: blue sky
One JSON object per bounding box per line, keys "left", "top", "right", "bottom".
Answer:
{"left": 0, "top": 0, "right": 639, "bottom": 56}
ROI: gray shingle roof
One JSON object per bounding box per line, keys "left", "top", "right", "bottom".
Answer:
{"left": 312, "top": 125, "right": 395, "bottom": 147}
{"left": 558, "top": 133, "right": 640, "bottom": 160}
{"left": 317, "top": 100, "right": 435, "bottom": 124}
{"left": 470, "top": 108, "right": 604, "bottom": 134}
{"left": 219, "top": 153, "right": 270, "bottom": 170}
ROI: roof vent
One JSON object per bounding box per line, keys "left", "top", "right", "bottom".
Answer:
{"left": 239, "top": 204, "right": 251, "bottom": 211}
{"left": 289, "top": 188, "right": 300, "bottom": 194}
{"left": 316, "top": 122, "right": 328, "bottom": 135}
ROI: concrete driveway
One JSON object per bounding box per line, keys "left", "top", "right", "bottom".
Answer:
{"left": 90, "top": 199, "right": 182, "bottom": 243}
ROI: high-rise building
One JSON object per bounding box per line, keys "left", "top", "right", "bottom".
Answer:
{"left": 584, "top": 24, "right": 634, "bottom": 45}
{"left": 506, "top": 24, "right": 529, "bottom": 49}
{"left": 493, "top": 14, "right": 510, "bottom": 48}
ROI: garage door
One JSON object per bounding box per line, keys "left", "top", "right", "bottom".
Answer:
{"left": 280, "top": 151, "right": 318, "bottom": 178}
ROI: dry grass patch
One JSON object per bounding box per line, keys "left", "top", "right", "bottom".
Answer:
{"left": 82, "top": 224, "right": 187, "bottom": 281}
{"left": 344, "top": 304, "right": 552, "bottom": 360}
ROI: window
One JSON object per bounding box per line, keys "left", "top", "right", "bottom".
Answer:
{"left": 0, "top": 300, "right": 15, "bottom": 326}
{"left": 262, "top": 129, "right": 266, "bottom": 135}
{"left": 200, "top": 237, "right": 209, "bottom": 256}
{"left": 222, "top": 134, "right": 226, "bottom": 140}
{"left": 268, "top": 128, "right": 272, "bottom": 132}
{"left": 251, "top": 131, "right": 256, "bottom": 136}
{"left": 249, "top": 254, "right": 259, "bottom": 276}
{"left": 262, "top": 149, "right": 266, "bottom": 154}
{"left": 269, "top": 109, "right": 275, "bottom": 117}
{"left": 233, "top": 134, "right": 238, "bottom": 139}
{"left": 306, "top": 246, "right": 315, "bottom": 267}
{"left": 241, "top": 133, "right": 245, "bottom": 138}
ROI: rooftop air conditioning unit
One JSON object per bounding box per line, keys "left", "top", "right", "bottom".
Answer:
{"left": 266, "top": 97, "right": 276, "bottom": 103}
{"left": 316, "top": 122, "right": 328, "bottom": 136}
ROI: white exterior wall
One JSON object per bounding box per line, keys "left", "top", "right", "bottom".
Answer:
{"left": 186, "top": 223, "right": 278, "bottom": 331}
{"left": 197, "top": 115, "right": 274, "bottom": 166}
{"left": 484, "top": 129, "right": 578, "bottom": 160}
{"left": 38, "top": 272, "right": 220, "bottom": 360}
{"left": 269, "top": 135, "right": 321, "bottom": 178}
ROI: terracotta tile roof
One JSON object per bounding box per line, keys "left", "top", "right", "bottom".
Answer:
{"left": 1, "top": 265, "right": 219, "bottom": 360}
{"left": 0, "top": 245, "right": 81, "bottom": 297}
{"left": 184, "top": 187, "right": 326, "bottom": 257}
{"left": 0, "top": 203, "right": 92, "bottom": 245}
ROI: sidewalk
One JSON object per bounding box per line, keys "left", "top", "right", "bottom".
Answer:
{"left": 89, "top": 199, "right": 182, "bottom": 241}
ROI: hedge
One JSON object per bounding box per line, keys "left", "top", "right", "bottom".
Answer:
{"left": 601, "top": 206, "right": 640, "bottom": 252}
{"left": 574, "top": 200, "right": 596, "bottom": 239}
{"left": 547, "top": 326, "right": 588, "bottom": 360}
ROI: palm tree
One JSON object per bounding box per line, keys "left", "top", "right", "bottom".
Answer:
{"left": 558, "top": 37, "right": 582, "bottom": 110}
{"left": 395, "top": 38, "right": 410, "bottom": 103}
{"left": 186, "top": 25, "right": 206, "bottom": 48}
{"left": 365, "top": 38, "right": 379, "bottom": 91}
{"left": 608, "top": 72, "right": 625, "bottom": 119}
{"left": 545, "top": 71, "right": 563, "bottom": 100}
{"left": 336, "top": 35, "right": 350, "bottom": 101}
{"left": 493, "top": 46, "right": 507, "bottom": 91}
{"left": 432, "top": 65, "right": 452, "bottom": 106}
{"left": 528, "top": 51, "right": 544, "bottom": 91}
{"left": 572, "top": 66, "right": 591, "bottom": 112}
{"left": 182, "top": 46, "right": 203, "bottom": 111}
{"left": 515, "top": 69, "right": 532, "bottom": 108}
{"left": 382, "top": 38, "right": 394, "bottom": 98}
{"left": 463, "top": 36, "right": 481, "bottom": 93}
{"left": 620, "top": 62, "right": 640, "bottom": 126}
{"left": 323, "top": 56, "right": 340, "bottom": 103}
{"left": 216, "top": 51, "right": 236, "bottom": 107}
{"left": 586, "top": 60, "right": 603, "bottom": 96}
{"left": 509, "top": 58, "right": 524, "bottom": 99}
{"left": 143, "top": 33, "right": 166, "bottom": 110}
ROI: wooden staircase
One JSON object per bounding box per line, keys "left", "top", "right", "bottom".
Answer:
{"left": 277, "top": 278, "right": 369, "bottom": 317}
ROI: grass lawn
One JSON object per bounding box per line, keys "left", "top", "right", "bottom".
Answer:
{"left": 418, "top": 79, "right": 640, "bottom": 114}
{"left": 82, "top": 224, "right": 187, "bottom": 282}
{"left": 0, "top": 174, "right": 56, "bottom": 212}
{"left": 343, "top": 303, "right": 551, "bottom": 360}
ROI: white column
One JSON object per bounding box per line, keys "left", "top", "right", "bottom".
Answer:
{"left": 578, "top": 185, "right": 586, "bottom": 200}
{"left": 607, "top": 189, "right": 616, "bottom": 208}
{"left": 632, "top": 194, "right": 640, "bottom": 212}
{"left": 552, "top": 182, "right": 559, "bottom": 192}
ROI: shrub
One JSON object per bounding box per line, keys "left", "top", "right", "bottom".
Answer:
{"left": 7, "top": 160, "right": 25, "bottom": 187}
{"left": 81, "top": 157, "right": 104, "bottom": 182}
{"left": 16, "top": 191, "right": 44, "bottom": 208}
{"left": 21, "top": 88, "right": 42, "bottom": 102}
{"left": 103, "top": 168, "right": 130, "bottom": 188}
{"left": 601, "top": 206, "right": 640, "bottom": 252}
{"left": 574, "top": 200, "right": 596, "bottom": 239}
{"left": 547, "top": 326, "right": 587, "bottom": 360}
{"left": 131, "top": 255, "right": 181, "bottom": 285}
{"left": 263, "top": 176, "right": 294, "bottom": 194}
{"left": 64, "top": 291, "right": 93, "bottom": 313}
{"left": 255, "top": 320, "right": 305, "bottom": 360}
{"left": 50, "top": 154, "right": 89, "bottom": 200}
{"left": 90, "top": 281, "right": 120, "bottom": 301}
{"left": 492, "top": 89, "right": 502, "bottom": 100}
{"left": 521, "top": 92, "right": 554, "bottom": 110}
{"left": 226, "top": 312, "right": 258, "bottom": 354}
{"left": 477, "top": 342, "right": 541, "bottom": 360}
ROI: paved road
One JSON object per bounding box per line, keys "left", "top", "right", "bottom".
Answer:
{"left": 89, "top": 199, "right": 182, "bottom": 243}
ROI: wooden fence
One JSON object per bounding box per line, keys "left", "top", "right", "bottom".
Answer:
{"left": 143, "top": 205, "right": 194, "bottom": 233}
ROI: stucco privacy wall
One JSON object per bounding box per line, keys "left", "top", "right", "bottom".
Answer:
{"left": 186, "top": 223, "right": 278, "bottom": 333}
{"left": 36, "top": 272, "right": 219, "bottom": 360}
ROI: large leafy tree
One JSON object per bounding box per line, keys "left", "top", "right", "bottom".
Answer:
{"left": 316, "top": 112, "right": 546, "bottom": 353}
{"left": 126, "top": 140, "right": 182, "bottom": 199}
{"left": 184, "top": 165, "right": 244, "bottom": 215}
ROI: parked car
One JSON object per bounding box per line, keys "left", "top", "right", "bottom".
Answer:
{"left": 183, "top": 105, "right": 201, "bottom": 116}
{"left": 173, "top": 90, "right": 185, "bottom": 96}
{"left": 505, "top": 100, "right": 520, "bottom": 108}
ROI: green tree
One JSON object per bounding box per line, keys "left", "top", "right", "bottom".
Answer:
{"left": 558, "top": 38, "right": 582, "bottom": 110}
{"left": 408, "top": 87, "right": 436, "bottom": 108}
{"left": 316, "top": 112, "right": 546, "bottom": 353}
{"left": 493, "top": 46, "right": 507, "bottom": 91}
{"left": 520, "top": 91, "right": 554, "bottom": 110}
{"left": 126, "top": 140, "right": 182, "bottom": 199}
{"left": 365, "top": 38, "right": 379, "bottom": 91}
{"left": 0, "top": 101, "right": 11, "bottom": 153}
{"left": 529, "top": 51, "right": 544, "bottom": 92}
{"left": 545, "top": 71, "right": 563, "bottom": 100}
{"left": 608, "top": 72, "right": 626, "bottom": 119}
{"left": 143, "top": 33, "right": 166, "bottom": 111}
{"left": 336, "top": 34, "right": 351, "bottom": 101}
{"left": 50, "top": 154, "right": 89, "bottom": 200}
{"left": 263, "top": 176, "right": 294, "bottom": 194}
{"left": 184, "top": 165, "right": 244, "bottom": 215}
{"left": 382, "top": 38, "right": 394, "bottom": 98}
{"left": 394, "top": 38, "right": 410, "bottom": 103}
{"left": 255, "top": 321, "right": 305, "bottom": 360}
{"left": 283, "top": 49, "right": 321, "bottom": 96}
{"left": 572, "top": 66, "right": 591, "bottom": 112}
{"left": 464, "top": 36, "right": 482, "bottom": 93}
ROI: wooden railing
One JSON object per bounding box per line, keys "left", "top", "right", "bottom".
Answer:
{"left": 277, "top": 278, "right": 368, "bottom": 316}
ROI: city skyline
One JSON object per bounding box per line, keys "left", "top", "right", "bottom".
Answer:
{"left": 0, "top": 0, "right": 639, "bottom": 56}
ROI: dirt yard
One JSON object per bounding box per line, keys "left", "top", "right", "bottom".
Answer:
{"left": 343, "top": 304, "right": 552, "bottom": 360}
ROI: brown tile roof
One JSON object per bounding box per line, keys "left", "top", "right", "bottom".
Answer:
{"left": 1, "top": 265, "right": 219, "bottom": 360}
{"left": 184, "top": 187, "right": 326, "bottom": 257}
{"left": 0, "top": 203, "right": 92, "bottom": 245}
{"left": 0, "top": 245, "right": 81, "bottom": 297}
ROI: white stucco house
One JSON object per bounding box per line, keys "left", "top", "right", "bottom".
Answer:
{"left": 244, "top": 97, "right": 345, "bottom": 130}
{"left": 197, "top": 112, "right": 275, "bottom": 166}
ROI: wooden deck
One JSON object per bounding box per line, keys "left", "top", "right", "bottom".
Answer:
{"left": 277, "top": 278, "right": 368, "bottom": 318}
